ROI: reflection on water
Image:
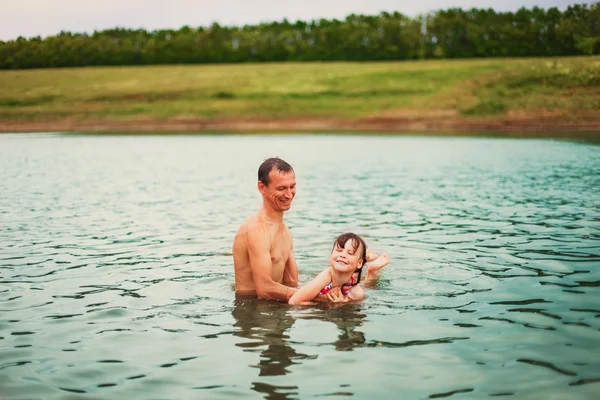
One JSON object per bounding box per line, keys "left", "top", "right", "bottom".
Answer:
{"left": 232, "top": 296, "right": 369, "bottom": 399}
{"left": 233, "top": 296, "right": 308, "bottom": 378}
{"left": 0, "top": 134, "right": 599, "bottom": 399}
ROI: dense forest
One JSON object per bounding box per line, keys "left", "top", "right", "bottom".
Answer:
{"left": 1, "top": 3, "right": 598, "bottom": 69}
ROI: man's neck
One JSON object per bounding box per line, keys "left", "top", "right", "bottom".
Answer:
{"left": 260, "top": 205, "right": 284, "bottom": 224}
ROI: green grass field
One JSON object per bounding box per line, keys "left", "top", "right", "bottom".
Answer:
{"left": 0, "top": 56, "right": 598, "bottom": 124}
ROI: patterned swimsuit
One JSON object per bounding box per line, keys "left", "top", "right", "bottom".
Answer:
{"left": 320, "top": 275, "right": 357, "bottom": 296}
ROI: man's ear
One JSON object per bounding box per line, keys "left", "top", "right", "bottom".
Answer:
{"left": 257, "top": 181, "right": 266, "bottom": 194}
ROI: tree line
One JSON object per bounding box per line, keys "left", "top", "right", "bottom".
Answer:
{"left": 1, "top": 3, "right": 598, "bottom": 69}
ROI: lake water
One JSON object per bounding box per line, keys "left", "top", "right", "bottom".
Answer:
{"left": 1, "top": 133, "right": 599, "bottom": 400}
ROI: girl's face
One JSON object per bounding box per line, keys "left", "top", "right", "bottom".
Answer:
{"left": 329, "top": 239, "right": 364, "bottom": 273}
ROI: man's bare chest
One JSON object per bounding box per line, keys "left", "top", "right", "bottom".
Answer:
{"left": 269, "top": 229, "right": 291, "bottom": 266}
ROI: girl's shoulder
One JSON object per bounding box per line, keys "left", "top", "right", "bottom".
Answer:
{"left": 345, "top": 284, "right": 364, "bottom": 301}
{"left": 318, "top": 267, "right": 333, "bottom": 279}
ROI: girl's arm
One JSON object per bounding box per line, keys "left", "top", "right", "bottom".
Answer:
{"left": 289, "top": 269, "right": 332, "bottom": 305}
{"left": 345, "top": 284, "right": 364, "bottom": 301}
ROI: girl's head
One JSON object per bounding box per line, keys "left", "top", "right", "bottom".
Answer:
{"left": 330, "top": 233, "right": 368, "bottom": 278}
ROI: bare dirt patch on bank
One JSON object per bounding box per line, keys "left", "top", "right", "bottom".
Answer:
{"left": 2, "top": 113, "right": 599, "bottom": 139}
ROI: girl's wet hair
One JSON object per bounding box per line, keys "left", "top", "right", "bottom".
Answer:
{"left": 332, "top": 233, "right": 368, "bottom": 284}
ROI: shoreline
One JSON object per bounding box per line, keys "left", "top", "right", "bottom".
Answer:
{"left": 1, "top": 116, "right": 600, "bottom": 139}
{"left": 2, "top": 57, "right": 598, "bottom": 140}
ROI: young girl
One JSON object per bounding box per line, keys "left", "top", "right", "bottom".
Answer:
{"left": 288, "top": 232, "right": 389, "bottom": 305}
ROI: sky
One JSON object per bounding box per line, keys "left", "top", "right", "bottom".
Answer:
{"left": 0, "top": 0, "right": 583, "bottom": 41}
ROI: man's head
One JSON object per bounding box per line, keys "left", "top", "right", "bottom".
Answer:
{"left": 257, "top": 157, "right": 296, "bottom": 212}
{"left": 258, "top": 157, "right": 293, "bottom": 186}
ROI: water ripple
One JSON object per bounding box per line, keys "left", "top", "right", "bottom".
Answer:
{"left": 1, "top": 135, "right": 599, "bottom": 399}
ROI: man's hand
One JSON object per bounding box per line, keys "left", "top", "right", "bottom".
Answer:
{"left": 314, "top": 286, "right": 350, "bottom": 303}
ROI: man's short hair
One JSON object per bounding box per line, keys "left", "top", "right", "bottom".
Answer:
{"left": 258, "top": 157, "right": 293, "bottom": 186}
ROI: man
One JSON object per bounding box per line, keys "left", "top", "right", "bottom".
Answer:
{"left": 233, "top": 157, "right": 385, "bottom": 302}
{"left": 233, "top": 157, "right": 300, "bottom": 301}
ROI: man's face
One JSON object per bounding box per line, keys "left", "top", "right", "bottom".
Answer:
{"left": 259, "top": 169, "right": 296, "bottom": 211}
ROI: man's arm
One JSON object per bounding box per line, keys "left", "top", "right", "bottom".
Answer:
{"left": 247, "top": 223, "right": 296, "bottom": 302}
{"left": 282, "top": 250, "right": 299, "bottom": 287}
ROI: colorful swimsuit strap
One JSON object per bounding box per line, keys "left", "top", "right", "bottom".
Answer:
{"left": 341, "top": 275, "right": 357, "bottom": 295}
{"left": 321, "top": 275, "right": 357, "bottom": 295}
{"left": 320, "top": 281, "right": 333, "bottom": 294}
{"left": 342, "top": 275, "right": 357, "bottom": 287}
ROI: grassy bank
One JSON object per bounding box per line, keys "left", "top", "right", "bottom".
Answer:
{"left": 0, "top": 56, "right": 599, "bottom": 135}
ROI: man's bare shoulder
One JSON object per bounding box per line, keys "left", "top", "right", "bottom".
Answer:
{"left": 245, "top": 214, "right": 269, "bottom": 232}
{"left": 236, "top": 214, "right": 270, "bottom": 244}
{"left": 237, "top": 214, "right": 260, "bottom": 232}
